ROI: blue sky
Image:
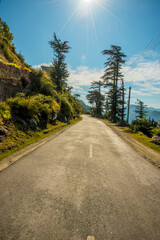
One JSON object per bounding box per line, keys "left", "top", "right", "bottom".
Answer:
{"left": 1, "top": 0, "right": 160, "bottom": 108}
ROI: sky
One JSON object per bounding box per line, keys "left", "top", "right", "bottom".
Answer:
{"left": 1, "top": 0, "right": 160, "bottom": 108}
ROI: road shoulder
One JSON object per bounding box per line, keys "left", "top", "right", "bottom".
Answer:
{"left": 0, "top": 120, "right": 80, "bottom": 172}
{"left": 102, "top": 120, "right": 160, "bottom": 168}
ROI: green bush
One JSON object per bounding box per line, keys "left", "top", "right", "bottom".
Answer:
{"left": 29, "top": 70, "right": 61, "bottom": 102}
{"left": 59, "top": 96, "right": 74, "bottom": 121}
{"left": 7, "top": 94, "right": 60, "bottom": 127}
{"left": 0, "top": 101, "right": 11, "bottom": 122}
{"left": 29, "top": 70, "right": 43, "bottom": 93}
{"left": 3, "top": 45, "right": 15, "bottom": 62}
{"left": 130, "top": 118, "right": 153, "bottom": 137}
{"left": 152, "top": 126, "right": 160, "bottom": 137}
{"left": 73, "top": 100, "right": 82, "bottom": 117}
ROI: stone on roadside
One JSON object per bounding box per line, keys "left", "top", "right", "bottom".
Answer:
{"left": 151, "top": 136, "right": 160, "bottom": 145}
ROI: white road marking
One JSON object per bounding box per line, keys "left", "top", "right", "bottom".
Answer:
{"left": 90, "top": 144, "right": 93, "bottom": 158}
{"left": 87, "top": 236, "right": 95, "bottom": 240}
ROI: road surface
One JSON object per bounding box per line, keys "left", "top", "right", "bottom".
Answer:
{"left": 0, "top": 115, "right": 160, "bottom": 240}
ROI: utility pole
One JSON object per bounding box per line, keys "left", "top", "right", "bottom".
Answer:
{"left": 127, "top": 87, "right": 131, "bottom": 124}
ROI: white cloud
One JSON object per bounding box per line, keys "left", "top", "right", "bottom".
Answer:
{"left": 31, "top": 51, "right": 160, "bottom": 107}
{"left": 68, "top": 66, "right": 103, "bottom": 87}
{"left": 32, "top": 62, "right": 52, "bottom": 69}
{"left": 123, "top": 60, "right": 160, "bottom": 84}
{"left": 123, "top": 52, "right": 160, "bottom": 99}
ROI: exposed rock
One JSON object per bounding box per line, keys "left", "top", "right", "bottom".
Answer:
{"left": 13, "top": 115, "right": 39, "bottom": 130}
{"left": 50, "top": 113, "right": 57, "bottom": 125}
{"left": 26, "top": 118, "right": 38, "bottom": 130}
{"left": 0, "top": 77, "right": 22, "bottom": 101}
{"left": 13, "top": 115, "right": 28, "bottom": 127}
{"left": 52, "top": 113, "right": 57, "bottom": 121}
{"left": 151, "top": 136, "right": 160, "bottom": 145}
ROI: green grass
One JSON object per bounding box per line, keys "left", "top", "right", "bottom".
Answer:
{"left": 102, "top": 120, "right": 160, "bottom": 153}
{"left": 119, "top": 126, "right": 160, "bottom": 153}
{"left": 0, "top": 117, "right": 81, "bottom": 161}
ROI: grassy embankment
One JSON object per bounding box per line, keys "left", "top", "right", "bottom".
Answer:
{"left": 119, "top": 126, "right": 160, "bottom": 153}
{"left": 104, "top": 120, "right": 160, "bottom": 153}
{"left": 0, "top": 117, "right": 82, "bottom": 161}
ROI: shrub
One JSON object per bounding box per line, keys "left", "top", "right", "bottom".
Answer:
{"left": 18, "top": 52, "right": 25, "bottom": 64}
{"left": 152, "top": 126, "right": 160, "bottom": 137}
{"left": 7, "top": 94, "right": 60, "bottom": 127}
{"left": 29, "top": 70, "right": 43, "bottom": 93}
{"left": 130, "top": 118, "right": 153, "bottom": 137}
{"left": 59, "top": 96, "right": 74, "bottom": 121}
{"left": 73, "top": 100, "right": 82, "bottom": 117}
{"left": 3, "top": 45, "right": 15, "bottom": 62}
{"left": 29, "top": 70, "right": 60, "bottom": 102}
{"left": 0, "top": 101, "right": 11, "bottom": 122}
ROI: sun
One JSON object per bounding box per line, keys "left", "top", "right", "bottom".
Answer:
{"left": 82, "top": 0, "right": 93, "bottom": 4}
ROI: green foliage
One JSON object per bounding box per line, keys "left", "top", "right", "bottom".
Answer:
{"left": 130, "top": 118, "right": 153, "bottom": 137}
{"left": 85, "top": 110, "right": 91, "bottom": 115}
{"left": 49, "top": 33, "right": 71, "bottom": 93}
{"left": 152, "top": 126, "right": 160, "bottom": 137}
{"left": 29, "top": 70, "right": 43, "bottom": 93}
{"left": 60, "top": 96, "right": 74, "bottom": 120}
{"left": 0, "top": 40, "right": 14, "bottom": 62}
{"left": 0, "top": 18, "right": 13, "bottom": 43}
{"left": 87, "top": 81, "right": 105, "bottom": 117}
{"left": 135, "top": 99, "right": 148, "bottom": 119}
{"left": 40, "top": 80, "right": 56, "bottom": 98}
{"left": 28, "top": 70, "right": 81, "bottom": 122}
{"left": 73, "top": 99, "right": 82, "bottom": 117}
{"left": 0, "top": 18, "right": 30, "bottom": 68}
{"left": 7, "top": 94, "right": 60, "bottom": 127}
{"left": 18, "top": 52, "right": 25, "bottom": 64}
{"left": 101, "top": 45, "right": 126, "bottom": 122}
{"left": 29, "top": 70, "right": 61, "bottom": 101}
{"left": 0, "top": 101, "right": 11, "bottom": 122}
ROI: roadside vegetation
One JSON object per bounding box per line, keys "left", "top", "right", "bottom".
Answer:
{"left": 87, "top": 45, "right": 160, "bottom": 152}
{"left": 118, "top": 120, "right": 160, "bottom": 153}
{"left": 0, "top": 20, "right": 82, "bottom": 160}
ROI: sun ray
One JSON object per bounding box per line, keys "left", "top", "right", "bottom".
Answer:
{"left": 90, "top": 7, "right": 101, "bottom": 51}
{"left": 94, "top": 0, "right": 134, "bottom": 33}
{"left": 58, "top": 5, "right": 79, "bottom": 34}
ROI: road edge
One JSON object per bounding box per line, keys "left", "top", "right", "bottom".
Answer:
{"left": 101, "top": 120, "right": 160, "bottom": 168}
{"left": 0, "top": 120, "right": 81, "bottom": 172}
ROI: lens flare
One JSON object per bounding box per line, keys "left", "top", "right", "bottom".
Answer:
{"left": 82, "top": 0, "right": 93, "bottom": 4}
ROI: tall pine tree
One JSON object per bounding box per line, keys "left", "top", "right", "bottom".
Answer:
{"left": 101, "top": 45, "right": 126, "bottom": 122}
{"left": 49, "top": 33, "right": 71, "bottom": 93}
{"left": 86, "top": 81, "right": 104, "bottom": 117}
{"left": 135, "top": 99, "right": 148, "bottom": 119}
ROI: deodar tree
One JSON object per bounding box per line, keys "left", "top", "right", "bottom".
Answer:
{"left": 101, "top": 45, "right": 126, "bottom": 122}
{"left": 135, "top": 99, "right": 148, "bottom": 119}
{"left": 86, "top": 80, "right": 104, "bottom": 117}
{"left": 49, "top": 33, "right": 71, "bottom": 93}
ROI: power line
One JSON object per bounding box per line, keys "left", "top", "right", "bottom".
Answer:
{"left": 124, "top": 30, "right": 160, "bottom": 74}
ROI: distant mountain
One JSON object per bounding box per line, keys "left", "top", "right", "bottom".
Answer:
{"left": 128, "top": 105, "right": 160, "bottom": 123}
{"left": 79, "top": 100, "right": 90, "bottom": 112}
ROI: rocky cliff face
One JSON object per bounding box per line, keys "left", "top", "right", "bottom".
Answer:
{"left": 0, "top": 77, "right": 24, "bottom": 100}
{"left": 0, "top": 61, "right": 30, "bottom": 101}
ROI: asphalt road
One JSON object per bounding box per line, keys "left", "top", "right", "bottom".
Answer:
{"left": 0, "top": 115, "right": 160, "bottom": 240}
